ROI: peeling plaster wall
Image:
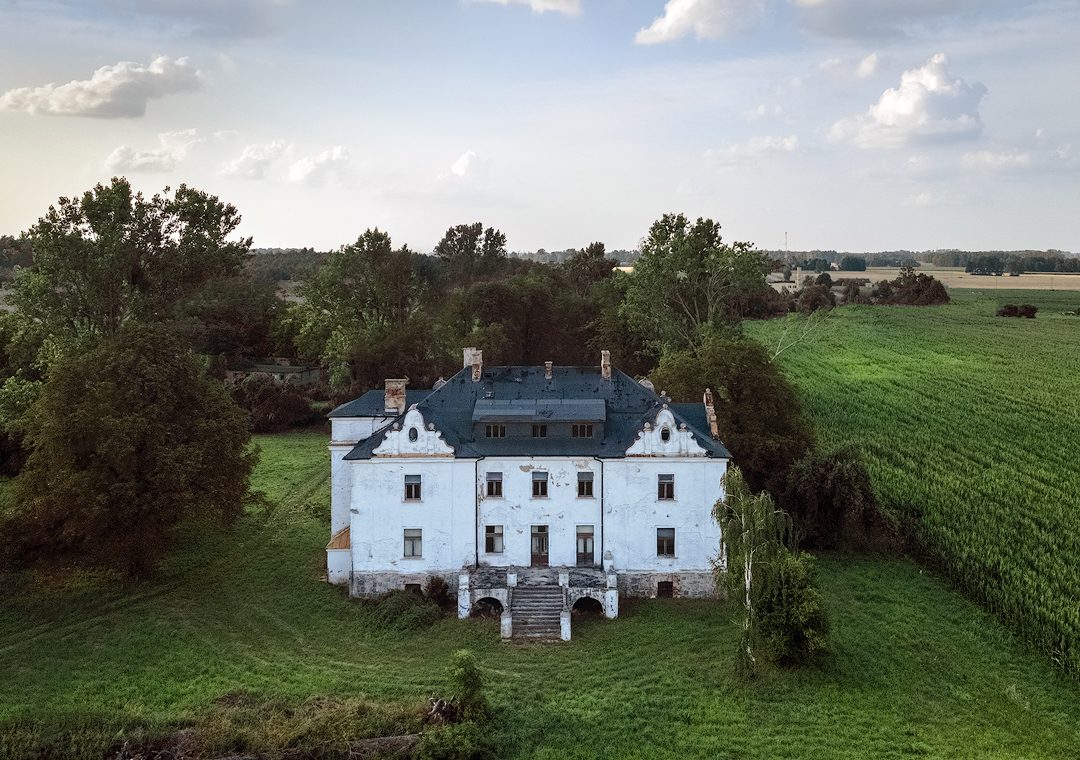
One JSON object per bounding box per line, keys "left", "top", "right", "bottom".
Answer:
{"left": 477, "top": 457, "right": 602, "bottom": 568}
{"left": 602, "top": 458, "right": 727, "bottom": 574}
{"left": 350, "top": 458, "right": 476, "bottom": 576}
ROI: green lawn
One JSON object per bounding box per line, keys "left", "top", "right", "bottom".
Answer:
{"left": 2, "top": 431, "right": 1079, "bottom": 758}
{"left": 748, "top": 290, "right": 1080, "bottom": 677}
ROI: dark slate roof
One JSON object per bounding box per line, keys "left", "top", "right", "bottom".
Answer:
{"left": 472, "top": 398, "right": 606, "bottom": 423}
{"left": 343, "top": 365, "right": 730, "bottom": 460}
{"left": 328, "top": 389, "right": 434, "bottom": 418}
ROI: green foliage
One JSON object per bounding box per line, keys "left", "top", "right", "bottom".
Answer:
{"left": 230, "top": 375, "right": 320, "bottom": 433}
{"left": 756, "top": 550, "right": 831, "bottom": 666}
{"left": 781, "top": 447, "right": 899, "bottom": 552}
{"left": 621, "top": 213, "right": 770, "bottom": 353}
{"left": 650, "top": 334, "right": 813, "bottom": 494}
{"left": 367, "top": 590, "right": 444, "bottom": 632}
{"left": 797, "top": 283, "right": 835, "bottom": 313}
{"left": 2, "top": 324, "right": 255, "bottom": 576}
{"left": 749, "top": 290, "right": 1080, "bottom": 675}
{"left": 839, "top": 256, "right": 867, "bottom": 272}
{"left": 425, "top": 574, "right": 453, "bottom": 609}
{"left": 174, "top": 277, "right": 286, "bottom": 359}
{"left": 434, "top": 222, "right": 508, "bottom": 284}
{"left": 1, "top": 432, "right": 1079, "bottom": 759}
{"left": 873, "top": 266, "right": 950, "bottom": 305}
{"left": 416, "top": 721, "right": 492, "bottom": 760}
{"left": 449, "top": 649, "right": 489, "bottom": 721}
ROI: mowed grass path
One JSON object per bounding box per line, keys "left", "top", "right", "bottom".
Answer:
{"left": 749, "top": 290, "right": 1080, "bottom": 676}
{"left": 2, "top": 432, "right": 1080, "bottom": 758}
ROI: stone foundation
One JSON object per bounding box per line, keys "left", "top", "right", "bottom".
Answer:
{"left": 349, "top": 571, "right": 459, "bottom": 598}
{"left": 617, "top": 571, "right": 719, "bottom": 599}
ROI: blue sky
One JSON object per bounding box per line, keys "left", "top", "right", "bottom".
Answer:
{"left": 1, "top": 0, "right": 1078, "bottom": 252}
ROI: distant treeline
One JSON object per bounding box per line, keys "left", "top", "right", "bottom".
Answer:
{"left": 511, "top": 248, "right": 639, "bottom": 265}
{"left": 246, "top": 247, "right": 329, "bottom": 283}
{"left": 926, "top": 250, "right": 1080, "bottom": 274}
{"left": 761, "top": 250, "right": 922, "bottom": 271}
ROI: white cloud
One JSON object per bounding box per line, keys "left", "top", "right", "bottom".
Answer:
{"left": 635, "top": 0, "right": 765, "bottom": 44}
{"left": 830, "top": 53, "right": 987, "bottom": 148}
{"left": 220, "top": 140, "right": 288, "bottom": 179}
{"left": 449, "top": 150, "right": 480, "bottom": 178}
{"left": 287, "top": 146, "right": 350, "bottom": 185}
{"left": 104, "top": 129, "right": 202, "bottom": 172}
{"left": 0, "top": 55, "right": 201, "bottom": 118}
{"left": 472, "top": 0, "right": 581, "bottom": 15}
{"left": 705, "top": 134, "right": 798, "bottom": 166}
{"left": 856, "top": 52, "right": 879, "bottom": 78}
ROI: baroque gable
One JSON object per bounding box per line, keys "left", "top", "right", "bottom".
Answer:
{"left": 625, "top": 406, "right": 708, "bottom": 457}
{"left": 373, "top": 407, "right": 454, "bottom": 457}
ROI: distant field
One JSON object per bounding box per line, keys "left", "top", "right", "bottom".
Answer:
{"left": 749, "top": 290, "right": 1080, "bottom": 676}
{"left": 826, "top": 265, "right": 1080, "bottom": 291}
{"left": 2, "top": 432, "right": 1080, "bottom": 758}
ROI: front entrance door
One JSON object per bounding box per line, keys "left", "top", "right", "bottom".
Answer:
{"left": 576, "top": 525, "right": 595, "bottom": 567}
{"left": 531, "top": 525, "right": 549, "bottom": 567}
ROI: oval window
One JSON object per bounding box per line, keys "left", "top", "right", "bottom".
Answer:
{"left": 660, "top": 426, "right": 671, "bottom": 442}
{"left": 408, "top": 427, "right": 419, "bottom": 442}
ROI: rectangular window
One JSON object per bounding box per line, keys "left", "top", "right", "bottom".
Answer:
{"left": 404, "top": 474, "right": 422, "bottom": 501}
{"left": 404, "top": 528, "right": 422, "bottom": 558}
{"left": 486, "top": 472, "right": 503, "bottom": 497}
{"left": 576, "top": 525, "right": 595, "bottom": 566}
{"left": 657, "top": 581, "right": 674, "bottom": 598}
{"left": 657, "top": 473, "right": 675, "bottom": 500}
{"left": 532, "top": 424, "right": 548, "bottom": 438}
{"left": 485, "top": 525, "right": 504, "bottom": 553}
{"left": 657, "top": 528, "right": 675, "bottom": 557}
{"left": 485, "top": 424, "right": 506, "bottom": 438}
{"left": 532, "top": 471, "right": 548, "bottom": 497}
{"left": 571, "top": 423, "right": 594, "bottom": 438}
{"left": 577, "top": 471, "right": 594, "bottom": 498}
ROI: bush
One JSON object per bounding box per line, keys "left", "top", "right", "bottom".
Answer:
{"left": 230, "top": 375, "right": 320, "bottom": 433}
{"left": 415, "top": 722, "right": 493, "bottom": 760}
{"left": 781, "top": 448, "right": 901, "bottom": 552}
{"left": 367, "top": 590, "right": 443, "bottom": 632}
{"left": 756, "top": 550, "right": 830, "bottom": 667}
{"left": 874, "top": 267, "right": 949, "bottom": 306}
{"left": 449, "top": 650, "right": 488, "bottom": 722}
{"left": 796, "top": 284, "right": 835, "bottom": 314}
{"left": 425, "top": 575, "right": 453, "bottom": 609}
{"left": 997, "top": 304, "right": 1038, "bottom": 319}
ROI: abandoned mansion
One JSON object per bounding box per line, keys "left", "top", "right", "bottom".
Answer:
{"left": 326, "top": 349, "right": 731, "bottom": 639}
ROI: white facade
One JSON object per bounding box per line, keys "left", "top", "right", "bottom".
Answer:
{"left": 328, "top": 374, "right": 729, "bottom": 609}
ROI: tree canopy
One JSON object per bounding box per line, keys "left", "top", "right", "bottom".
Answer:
{"left": 434, "top": 222, "right": 507, "bottom": 284}
{"left": 2, "top": 324, "right": 254, "bottom": 576}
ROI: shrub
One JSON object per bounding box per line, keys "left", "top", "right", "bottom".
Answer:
{"left": 230, "top": 374, "right": 320, "bottom": 433}
{"left": 815, "top": 272, "right": 833, "bottom": 288}
{"left": 997, "top": 304, "right": 1038, "bottom": 319}
{"left": 424, "top": 575, "right": 453, "bottom": 609}
{"left": 796, "top": 284, "right": 835, "bottom": 314}
{"left": 367, "top": 590, "right": 443, "bottom": 631}
{"left": 874, "top": 267, "right": 949, "bottom": 306}
{"left": 415, "top": 722, "right": 493, "bottom": 760}
{"left": 756, "top": 550, "right": 830, "bottom": 667}
{"left": 781, "top": 448, "right": 901, "bottom": 552}
{"left": 449, "top": 649, "right": 488, "bottom": 722}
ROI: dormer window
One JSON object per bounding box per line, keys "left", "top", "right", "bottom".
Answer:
{"left": 408, "top": 427, "right": 418, "bottom": 442}
{"left": 486, "top": 424, "right": 506, "bottom": 438}
{"left": 532, "top": 424, "right": 548, "bottom": 438}
{"left": 572, "top": 423, "right": 594, "bottom": 438}
{"left": 660, "top": 426, "right": 671, "bottom": 442}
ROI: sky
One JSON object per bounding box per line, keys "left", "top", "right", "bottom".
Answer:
{"left": 0, "top": 0, "right": 1078, "bottom": 253}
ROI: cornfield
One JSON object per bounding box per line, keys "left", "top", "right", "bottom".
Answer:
{"left": 750, "top": 290, "right": 1080, "bottom": 676}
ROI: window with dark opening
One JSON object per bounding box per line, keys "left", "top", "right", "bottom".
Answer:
{"left": 404, "top": 528, "right": 422, "bottom": 558}
{"left": 577, "top": 471, "right": 594, "bottom": 497}
{"left": 408, "top": 427, "right": 418, "bottom": 442}
{"left": 405, "top": 583, "right": 423, "bottom": 595}
{"left": 657, "top": 581, "right": 674, "bottom": 598}
{"left": 572, "top": 423, "right": 594, "bottom": 438}
{"left": 486, "top": 471, "right": 503, "bottom": 497}
{"left": 532, "top": 471, "right": 548, "bottom": 497}
{"left": 660, "top": 426, "right": 671, "bottom": 442}
{"left": 485, "top": 525, "right": 504, "bottom": 553}
{"left": 657, "top": 473, "right": 675, "bottom": 500}
{"left": 532, "top": 424, "right": 548, "bottom": 438}
{"left": 576, "top": 525, "right": 595, "bottom": 566}
{"left": 485, "top": 424, "right": 506, "bottom": 438}
{"left": 656, "top": 528, "right": 675, "bottom": 557}
{"left": 404, "top": 474, "right": 422, "bottom": 501}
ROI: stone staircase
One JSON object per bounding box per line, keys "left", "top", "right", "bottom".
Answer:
{"left": 510, "top": 586, "right": 564, "bottom": 642}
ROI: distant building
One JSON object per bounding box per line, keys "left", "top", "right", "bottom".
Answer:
{"left": 326, "top": 349, "right": 731, "bottom": 641}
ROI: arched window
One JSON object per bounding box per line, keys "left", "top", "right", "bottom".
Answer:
{"left": 660, "top": 426, "right": 671, "bottom": 442}
{"left": 408, "top": 427, "right": 419, "bottom": 442}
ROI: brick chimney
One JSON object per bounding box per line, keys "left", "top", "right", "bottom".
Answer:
{"left": 384, "top": 378, "right": 407, "bottom": 414}
{"left": 703, "top": 388, "right": 720, "bottom": 439}
{"left": 463, "top": 347, "right": 483, "bottom": 382}
{"left": 544, "top": 361, "right": 553, "bottom": 380}
{"left": 600, "top": 350, "right": 611, "bottom": 380}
